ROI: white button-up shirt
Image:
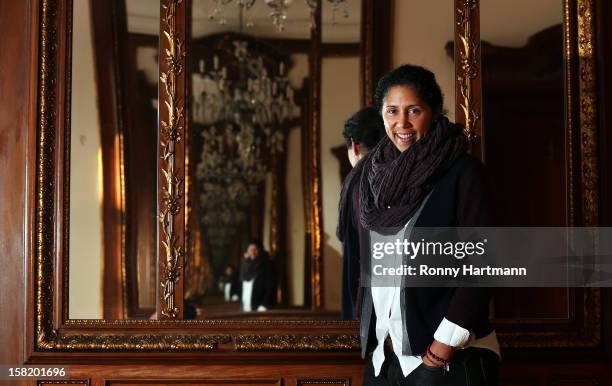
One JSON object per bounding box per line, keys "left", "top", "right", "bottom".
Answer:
{"left": 369, "top": 195, "right": 500, "bottom": 377}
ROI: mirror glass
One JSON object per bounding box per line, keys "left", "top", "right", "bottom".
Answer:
{"left": 185, "top": 0, "right": 313, "bottom": 318}
{"left": 392, "top": 0, "right": 455, "bottom": 121}
{"left": 480, "top": 0, "right": 566, "bottom": 317}
{"left": 320, "top": 0, "right": 362, "bottom": 312}
{"left": 69, "top": 0, "right": 457, "bottom": 320}
{"left": 69, "top": 0, "right": 159, "bottom": 319}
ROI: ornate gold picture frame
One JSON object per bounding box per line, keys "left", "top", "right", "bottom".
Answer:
{"left": 27, "top": 0, "right": 601, "bottom": 361}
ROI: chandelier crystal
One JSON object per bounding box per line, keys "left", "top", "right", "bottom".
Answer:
{"left": 193, "top": 37, "right": 298, "bottom": 236}
{"left": 207, "top": 0, "right": 350, "bottom": 32}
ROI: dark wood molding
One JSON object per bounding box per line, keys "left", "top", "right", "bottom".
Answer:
{"left": 307, "top": 0, "right": 323, "bottom": 310}
{"left": 0, "top": 2, "right": 609, "bottom": 386}
{"left": 596, "top": 0, "right": 612, "bottom": 228}
{"left": 0, "top": 0, "right": 32, "bottom": 375}
{"left": 361, "top": 0, "right": 392, "bottom": 107}
{"left": 124, "top": 25, "right": 159, "bottom": 319}
{"left": 90, "top": 0, "right": 128, "bottom": 320}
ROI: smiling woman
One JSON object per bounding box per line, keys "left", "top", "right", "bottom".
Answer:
{"left": 357, "top": 64, "right": 499, "bottom": 385}
{"left": 380, "top": 85, "right": 436, "bottom": 152}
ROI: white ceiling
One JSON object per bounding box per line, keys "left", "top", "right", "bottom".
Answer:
{"left": 125, "top": 0, "right": 362, "bottom": 42}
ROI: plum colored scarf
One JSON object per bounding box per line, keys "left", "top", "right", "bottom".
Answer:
{"left": 358, "top": 116, "right": 467, "bottom": 232}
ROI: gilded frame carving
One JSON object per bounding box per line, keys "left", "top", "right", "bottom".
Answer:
{"left": 454, "top": 0, "right": 481, "bottom": 148}
{"left": 157, "top": 0, "right": 186, "bottom": 320}
{"left": 30, "top": 0, "right": 601, "bottom": 358}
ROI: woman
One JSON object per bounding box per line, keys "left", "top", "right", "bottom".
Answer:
{"left": 355, "top": 65, "right": 500, "bottom": 385}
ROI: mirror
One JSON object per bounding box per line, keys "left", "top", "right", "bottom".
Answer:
{"left": 480, "top": 0, "right": 568, "bottom": 318}
{"left": 69, "top": 0, "right": 160, "bottom": 319}
{"left": 320, "top": 0, "right": 362, "bottom": 312}
{"left": 66, "top": 0, "right": 464, "bottom": 321}
{"left": 185, "top": 0, "right": 313, "bottom": 318}
{"left": 64, "top": 0, "right": 484, "bottom": 322}
{"left": 481, "top": 0, "right": 564, "bottom": 226}
{"left": 32, "top": 0, "right": 601, "bottom": 354}
{"left": 67, "top": 0, "right": 374, "bottom": 320}
{"left": 394, "top": 0, "right": 456, "bottom": 120}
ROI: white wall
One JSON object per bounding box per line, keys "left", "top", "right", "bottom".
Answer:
{"left": 69, "top": 0, "right": 103, "bottom": 319}
{"left": 285, "top": 53, "right": 309, "bottom": 306}
{"left": 286, "top": 126, "right": 305, "bottom": 306}
{"left": 392, "top": 0, "right": 456, "bottom": 120}
{"left": 481, "top": 0, "right": 562, "bottom": 46}
{"left": 320, "top": 56, "right": 360, "bottom": 310}
{"left": 392, "top": 0, "right": 563, "bottom": 121}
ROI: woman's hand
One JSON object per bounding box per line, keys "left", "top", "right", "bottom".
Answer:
{"left": 421, "top": 353, "right": 444, "bottom": 368}
{"left": 422, "top": 340, "right": 455, "bottom": 367}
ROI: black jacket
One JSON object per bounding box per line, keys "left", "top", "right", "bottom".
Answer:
{"left": 358, "top": 154, "right": 495, "bottom": 357}
{"left": 341, "top": 176, "right": 362, "bottom": 320}
{"left": 240, "top": 258, "right": 276, "bottom": 310}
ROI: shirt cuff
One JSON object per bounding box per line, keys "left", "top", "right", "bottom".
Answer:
{"left": 433, "top": 318, "right": 473, "bottom": 347}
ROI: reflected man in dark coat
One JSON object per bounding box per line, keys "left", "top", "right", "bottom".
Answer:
{"left": 337, "top": 107, "right": 385, "bottom": 320}
{"left": 239, "top": 239, "right": 276, "bottom": 312}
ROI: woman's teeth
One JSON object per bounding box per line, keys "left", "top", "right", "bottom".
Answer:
{"left": 396, "top": 133, "right": 414, "bottom": 142}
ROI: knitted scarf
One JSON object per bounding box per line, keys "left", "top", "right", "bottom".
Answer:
{"left": 358, "top": 116, "right": 467, "bottom": 232}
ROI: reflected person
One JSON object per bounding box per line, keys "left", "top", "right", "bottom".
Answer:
{"left": 218, "top": 264, "right": 240, "bottom": 302}
{"left": 354, "top": 65, "right": 500, "bottom": 385}
{"left": 337, "top": 107, "right": 385, "bottom": 320}
{"left": 239, "top": 240, "right": 276, "bottom": 312}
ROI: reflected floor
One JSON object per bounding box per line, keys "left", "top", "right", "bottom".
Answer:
{"left": 191, "top": 294, "right": 343, "bottom": 320}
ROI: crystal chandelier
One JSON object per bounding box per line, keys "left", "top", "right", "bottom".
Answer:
{"left": 193, "top": 28, "right": 299, "bottom": 236}
{"left": 207, "top": 0, "right": 350, "bottom": 32}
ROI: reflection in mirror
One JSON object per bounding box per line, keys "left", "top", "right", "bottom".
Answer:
{"left": 394, "top": 1, "right": 455, "bottom": 121}
{"left": 481, "top": 0, "right": 564, "bottom": 226}
{"left": 480, "top": 0, "right": 566, "bottom": 317}
{"left": 69, "top": 0, "right": 159, "bottom": 319}
{"left": 186, "top": 0, "right": 312, "bottom": 318}
{"left": 320, "top": 0, "right": 362, "bottom": 312}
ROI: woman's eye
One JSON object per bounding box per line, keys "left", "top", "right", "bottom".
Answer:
{"left": 386, "top": 109, "right": 397, "bottom": 115}
{"left": 408, "top": 108, "right": 420, "bottom": 115}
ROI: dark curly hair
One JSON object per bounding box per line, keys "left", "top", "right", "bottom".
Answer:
{"left": 374, "top": 64, "right": 444, "bottom": 114}
{"left": 342, "top": 107, "right": 385, "bottom": 149}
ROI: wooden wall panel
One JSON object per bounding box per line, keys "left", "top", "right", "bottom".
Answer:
{"left": 57, "top": 365, "right": 363, "bottom": 386}
{"left": 0, "top": 1, "right": 611, "bottom": 386}
{"left": 0, "top": 1, "right": 33, "bottom": 386}
{"left": 109, "top": 382, "right": 280, "bottom": 386}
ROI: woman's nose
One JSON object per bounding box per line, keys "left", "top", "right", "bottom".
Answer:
{"left": 399, "top": 112, "right": 412, "bottom": 128}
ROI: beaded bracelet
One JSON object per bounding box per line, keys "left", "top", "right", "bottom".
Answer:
{"left": 426, "top": 345, "right": 450, "bottom": 365}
